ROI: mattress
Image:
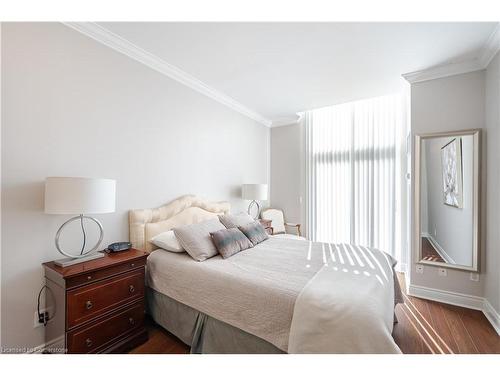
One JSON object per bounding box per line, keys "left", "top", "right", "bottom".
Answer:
{"left": 146, "top": 236, "right": 324, "bottom": 352}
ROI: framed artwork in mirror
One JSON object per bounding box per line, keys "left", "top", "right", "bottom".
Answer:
{"left": 441, "top": 137, "right": 463, "bottom": 208}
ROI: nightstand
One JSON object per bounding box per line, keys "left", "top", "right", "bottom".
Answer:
{"left": 43, "top": 249, "right": 149, "bottom": 353}
{"left": 259, "top": 219, "right": 273, "bottom": 235}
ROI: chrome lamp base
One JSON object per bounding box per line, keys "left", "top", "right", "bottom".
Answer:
{"left": 53, "top": 214, "right": 105, "bottom": 267}
{"left": 54, "top": 251, "right": 105, "bottom": 267}
{"left": 247, "top": 200, "right": 261, "bottom": 220}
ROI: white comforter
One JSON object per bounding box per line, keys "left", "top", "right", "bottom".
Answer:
{"left": 288, "top": 243, "right": 402, "bottom": 353}
{"left": 147, "top": 237, "right": 401, "bottom": 353}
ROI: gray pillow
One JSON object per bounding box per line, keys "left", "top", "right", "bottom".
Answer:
{"left": 238, "top": 221, "right": 269, "bottom": 246}
{"left": 219, "top": 213, "right": 255, "bottom": 229}
{"left": 210, "top": 228, "right": 253, "bottom": 259}
{"left": 173, "top": 218, "right": 226, "bottom": 261}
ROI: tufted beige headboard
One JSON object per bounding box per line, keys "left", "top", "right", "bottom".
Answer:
{"left": 129, "top": 195, "right": 230, "bottom": 253}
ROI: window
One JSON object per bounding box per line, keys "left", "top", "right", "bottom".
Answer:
{"left": 305, "top": 94, "right": 405, "bottom": 260}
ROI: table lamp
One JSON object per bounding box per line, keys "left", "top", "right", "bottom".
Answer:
{"left": 242, "top": 183, "right": 268, "bottom": 219}
{"left": 45, "top": 177, "right": 116, "bottom": 267}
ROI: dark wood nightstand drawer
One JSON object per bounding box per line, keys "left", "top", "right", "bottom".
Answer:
{"left": 67, "top": 302, "right": 144, "bottom": 354}
{"left": 67, "top": 269, "right": 145, "bottom": 329}
{"left": 66, "top": 258, "right": 146, "bottom": 289}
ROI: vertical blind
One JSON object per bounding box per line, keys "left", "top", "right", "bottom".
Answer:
{"left": 305, "top": 94, "right": 404, "bottom": 260}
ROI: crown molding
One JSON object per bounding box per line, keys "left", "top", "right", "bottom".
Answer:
{"left": 402, "top": 59, "right": 483, "bottom": 84}
{"left": 479, "top": 23, "right": 500, "bottom": 68}
{"left": 271, "top": 115, "right": 301, "bottom": 128}
{"left": 403, "top": 22, "right": 500, "bottom": 84}
{"left": 63, "top": 22, "right": 272, "bottom": 127}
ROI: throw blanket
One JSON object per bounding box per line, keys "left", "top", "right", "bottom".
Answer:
{"left": 289, "top": 243, "right": 402, "bottom": 353}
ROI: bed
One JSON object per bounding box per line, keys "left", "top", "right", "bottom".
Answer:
{"left": 129, "top": 195, "right": 403, "bottom": 354}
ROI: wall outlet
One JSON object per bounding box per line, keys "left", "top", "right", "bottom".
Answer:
{"left": 470, "top": 273, "right": 480, "bottom": 282}
{"left": 34, "top": 307, "right": 53, "bottom": 328}
{"left": 438, "top": 268, "right": 447, "bottom": 277}
{"left": 416, "top": 264, "right": 424, "bottom": 274}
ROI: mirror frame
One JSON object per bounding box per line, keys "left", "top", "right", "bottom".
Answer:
{"left": 414, "top": 129, "right": 481, "bottom": 272}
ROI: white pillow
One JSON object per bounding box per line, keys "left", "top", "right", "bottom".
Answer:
{"left": 150, "top": 230, "right": 185, "bottom": 253}
{"left": 219, "top": 212, "right": 255, "bottom": 229}
{"left": 173, "top": 218, "right": 226, "bottom": 261}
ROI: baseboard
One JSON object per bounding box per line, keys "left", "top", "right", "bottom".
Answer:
{"left": 29, "top": 335, "right": 65, "bottom": 354}
{"left": 483, "top": 299, "right": 500, "bottom": 335}
{"left": 408, "top": 284, "right": 484, "bottom": 310}
{"left": 408, "top": 284, "right": 500, "bottom": 335}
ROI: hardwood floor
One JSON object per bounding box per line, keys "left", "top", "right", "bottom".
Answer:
{"left": 129, "top": 321, "right": 189, "bottom": 354}
{"left": 391, "top": 273, "right": 499, "bottom": 354}
{"left": 130, "top": 273, "right": 500, "bottom": 354}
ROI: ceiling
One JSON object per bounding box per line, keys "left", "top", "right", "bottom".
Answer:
{"left": 98, "top": 22, "right": 498, "bottom": 125}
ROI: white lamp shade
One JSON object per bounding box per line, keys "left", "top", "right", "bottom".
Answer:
{"left": 45, "top": 177, "right": 116, "bottom": 214}
{"left": 242, "top": 184, "right": 268, "bottom": 201}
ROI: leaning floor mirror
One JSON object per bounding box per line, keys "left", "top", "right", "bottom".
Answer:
{"left": 415, "top": 129, "right": 481, "bottom": 272}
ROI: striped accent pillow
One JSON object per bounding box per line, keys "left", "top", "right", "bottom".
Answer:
{"left": 238, "top": 221, "right": 269, "bottom": 246}
{"left": 210, "top": 228, "right": 253, "bottom": 259}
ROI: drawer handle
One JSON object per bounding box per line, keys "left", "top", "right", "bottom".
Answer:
{"left": 129, "top": 317, "right": 135, "bottom": 325}
{"left": 130, "top": 263, "right": 135, "bottom": 267}
{"left": 129, "top": 285, "right": 135, "bottom": 293}
{"left": 85, "top": 338, "right": 93, "bottom": 347}
{"left": 87, "top": 275, "right": 92, "bottom": 281}
{"left": 85, "top": 300, "right": 93, "bottom": 310}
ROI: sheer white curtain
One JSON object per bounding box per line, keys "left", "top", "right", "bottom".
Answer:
{"left": 305, "top": 94, "right": 404, "bottom": 260}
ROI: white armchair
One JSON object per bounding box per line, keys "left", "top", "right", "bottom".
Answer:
{"left": 260, "top": 208, "right": 301, "bottom": 237}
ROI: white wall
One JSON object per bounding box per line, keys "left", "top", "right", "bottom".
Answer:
{"left": 1, "top": 23, "right": 270, "bottom": 350}
{"left": 270, "top": 124, "right": 304, "bottom": 227}
{"left": 423, "top": 136, "right": 474, "bottom": 266}
{"left": 410, "top": 71, "right": 485, "bottom": 296}
{"left": 485, "top": 51, "right": 500, "bottom": 314}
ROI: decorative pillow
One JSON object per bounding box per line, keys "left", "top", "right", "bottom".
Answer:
{"left": 238, "top": 221, "right": 269, "bottom": 246}
{"left": 219, "top": 213, "right": 255, "bottom": 229}
{"left": 210, "top": 228, "right": 253, "bottom": 259}
{"left": 150, "top": 230, "right": 185, "bottom": 253}
{"left": 173, "top": 218, "right": 226, "bottom": 261}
